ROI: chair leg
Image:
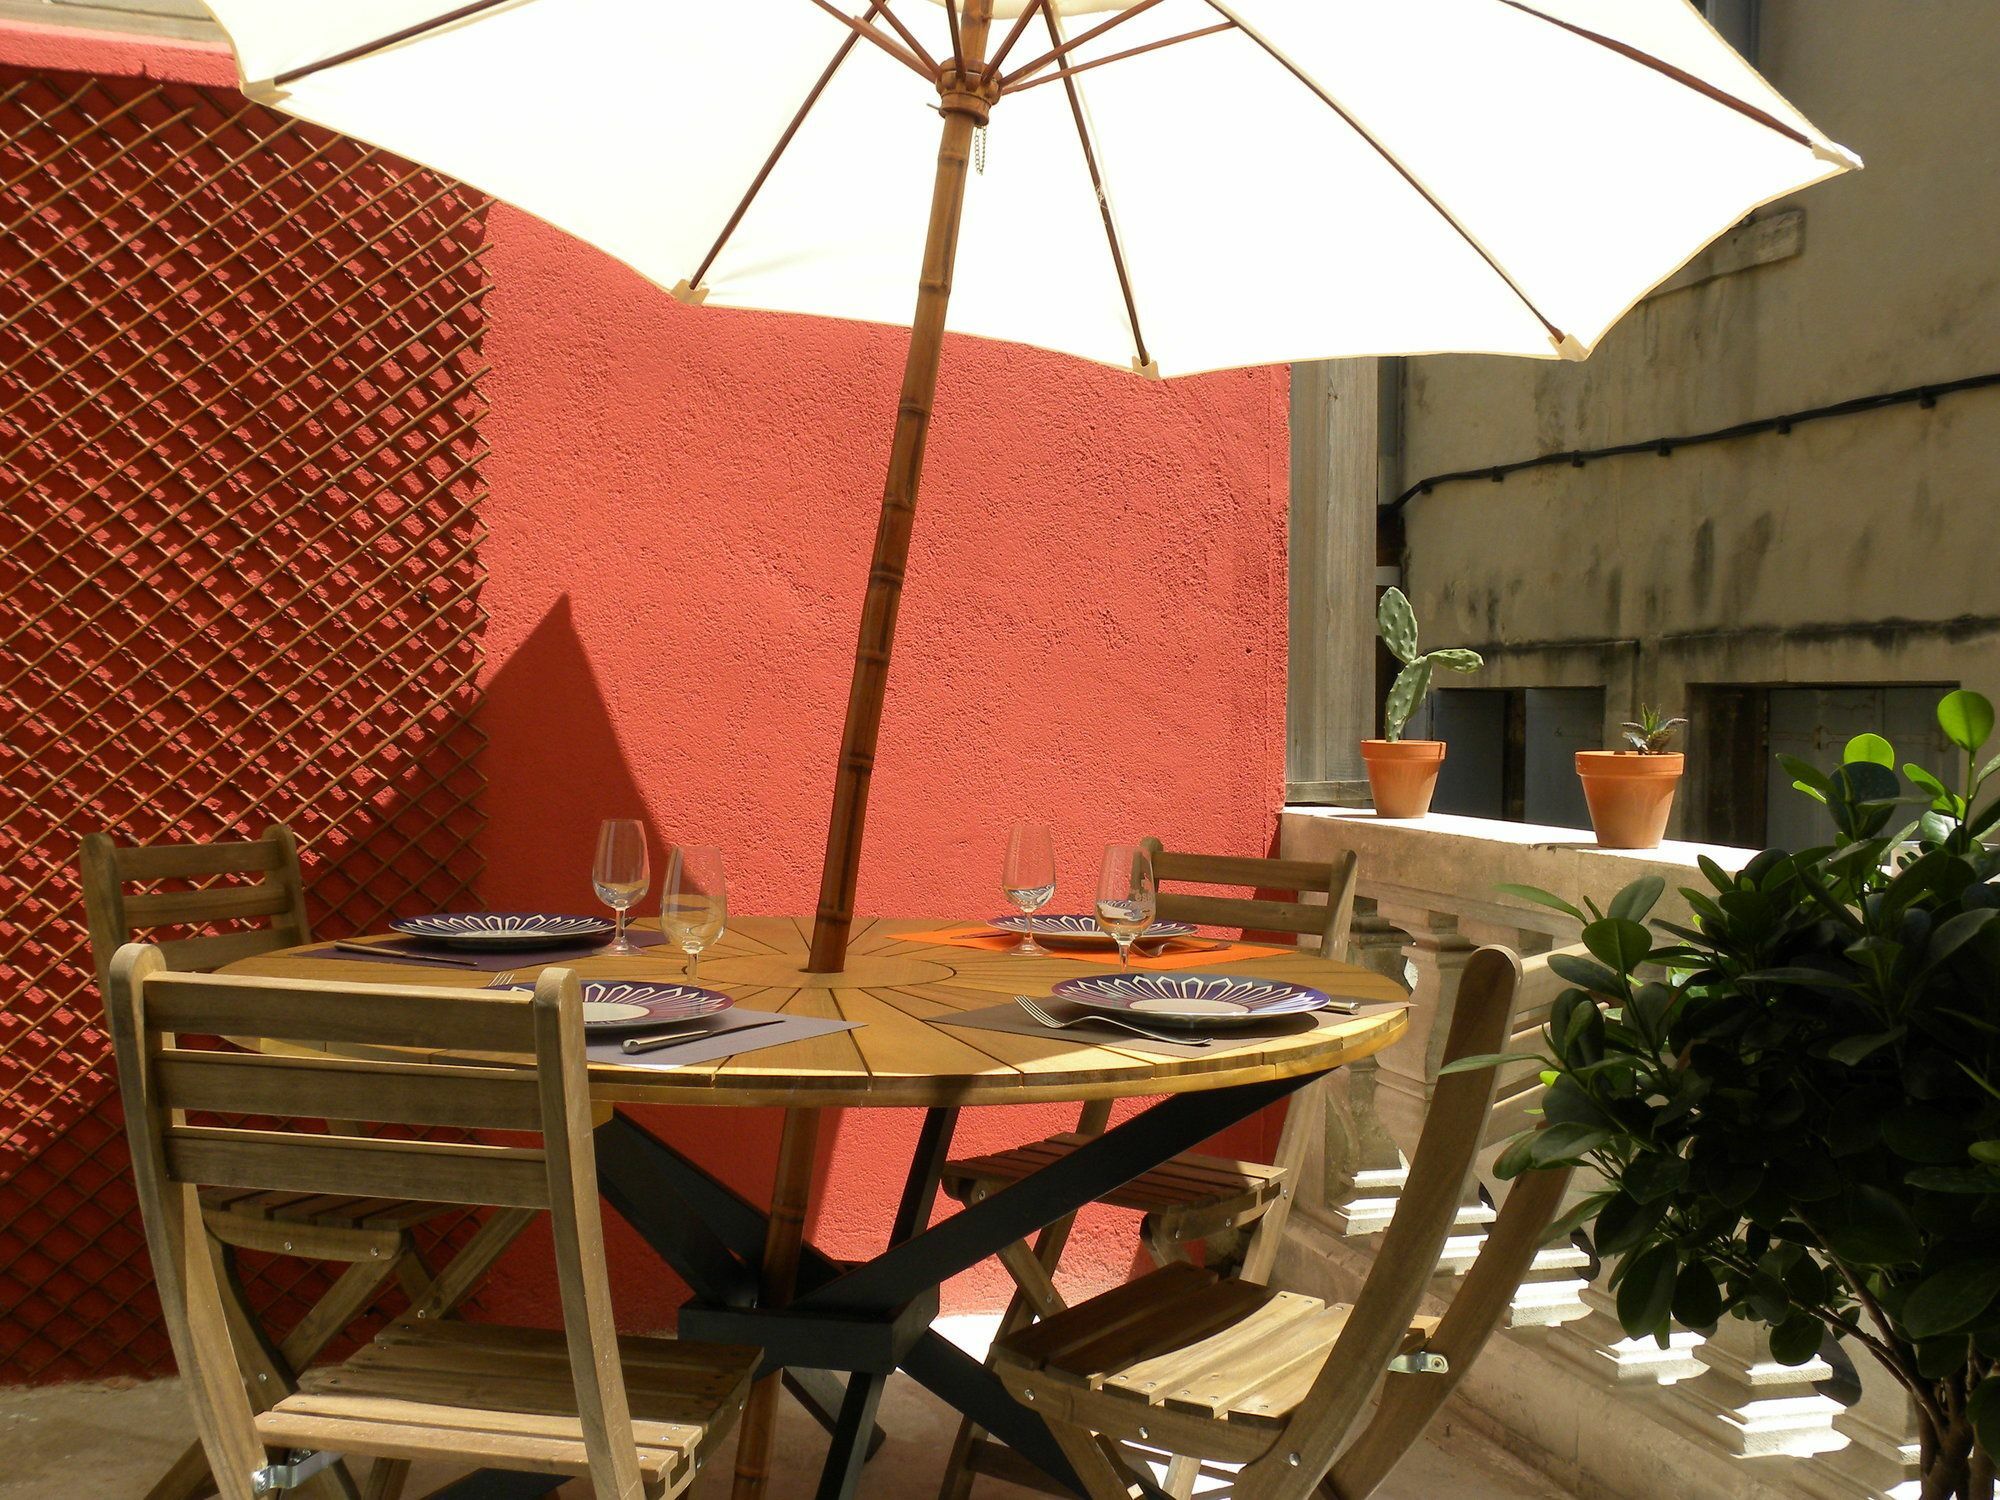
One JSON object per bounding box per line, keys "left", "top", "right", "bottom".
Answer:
{"left": 360, "top": 1459, "right": 411, "bottom": 1500}
{"left": 1163, "top": 1453, "right": 1203, "bottom": 1498}
{"left": 1045, "top": 1422, "right": 1149, "bottom": 1500}
{"left": 938, "top": 1193, "right": 1077, "bottom": 1500}
{"left": 141, "top": 1437, "right": 219, "bottom": 1500}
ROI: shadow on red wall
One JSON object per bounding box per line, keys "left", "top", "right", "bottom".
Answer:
{"left": 466, "top": 593, "right": 842, "bottom": 1332}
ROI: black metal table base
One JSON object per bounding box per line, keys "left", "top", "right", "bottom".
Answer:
{"left": 421, "top": 1071, "right": 1311, "bottom": 1498}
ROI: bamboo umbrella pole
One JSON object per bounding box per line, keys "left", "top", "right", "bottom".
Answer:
{"left": 807, "top": 1, "right": 995, "bottom": 973}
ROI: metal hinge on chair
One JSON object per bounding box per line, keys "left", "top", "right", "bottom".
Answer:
{"left": 251, "top": 1449, "right": 341, "bottom": 1494}
{"left": 1387, "top": 1350, "right": 1450, "bottom": 1375}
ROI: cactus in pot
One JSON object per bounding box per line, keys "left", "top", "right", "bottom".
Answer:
{"left": 1376, "top": 587, "right": 1485, "bottom": 742}
{"left": 1362, "top": 588, "right": 1483, "bottom": 816}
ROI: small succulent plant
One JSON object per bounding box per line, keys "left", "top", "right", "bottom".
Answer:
{"left": 1622, "top": 705, "right": 1687, "bottom": 754}
{"left": 1376, "top": 588, "right": 1483, "bottom": 742}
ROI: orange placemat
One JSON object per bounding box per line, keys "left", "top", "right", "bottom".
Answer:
{"left": 893, "top": 923, "right": 1292, "bottom": 970}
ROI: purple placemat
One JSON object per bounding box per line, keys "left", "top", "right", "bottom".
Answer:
{"left": 301, "top": 927, "right": 669, "bottom": 972}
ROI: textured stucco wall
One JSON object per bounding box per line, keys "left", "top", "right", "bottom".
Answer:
{"left": 3, "top": 17, "right": 1293, "bottom": 1333}
{"left": 1391, "top": 0, "right": 2000, "bottom": 791}
{"left": 470, "top": 210, "right": 1291, "bottom": 1323}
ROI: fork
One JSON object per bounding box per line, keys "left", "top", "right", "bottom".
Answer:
{"left": 486, "top": 971, "right": 518, "bottom": 989}
{"left": 1014, "top": 994, "right": 1210, "bottom": 1048}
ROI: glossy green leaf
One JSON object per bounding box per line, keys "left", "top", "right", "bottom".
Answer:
{"left": 1844, "top": 733, "right": 1895, "bottom": 768}
{"left": 1938, "top": 689, "right": 1995, "bottom": 754}
{"left": 1593, "top": 1192, "right": 1667, "bottom": 1257}
{"left": 1902, "top": 1260, "right": 2000, "bottom": 1339}
{"left": 1818, "top": 1186, "right": 1922, "bottom": 1267}
{"left": 1769, "top": 1312, "right": 1824, "bottom": 1367}
{"left": 1495, "top": 883, "right": 1586, "bottom": 924}
{"left": 1584, "top": 917, "right": 1653, "bottom": 975}
{"left": 1673, "top": 1260, "right": 1723, "bottom": 1329}
{"left": 1609, "top": 876, "right": 1667, "bottom": 924}
{"left": 1616, "top": 1246, "right": 1678, "bottom": 1339}
{"left": 1437, "top": 1051, "right": 1545, "bottom": 1076}
{"left": 1550, "top": 952, "right": 1623, "bottom": 995}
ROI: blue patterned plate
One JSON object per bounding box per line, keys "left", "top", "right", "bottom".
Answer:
{"left": 1049, "top": 972, "right": 1340, "bottom": 1028}
{"left": 988, "top": 913, "right": 1197, "bottom": 947}
{"left": 493, "top": 979, "right": 732, "bottom": 1033}
{"left": 389, "top": 911, "right": 615, "bottom": 950}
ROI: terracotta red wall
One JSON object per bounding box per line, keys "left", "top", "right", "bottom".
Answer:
{"left": 5, "top": 20, "right": 1291, "bottom": 1334}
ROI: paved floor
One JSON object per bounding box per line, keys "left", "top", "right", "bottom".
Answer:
{"left": 0, "top": 1317, "right": 1571, "bottom": 1499}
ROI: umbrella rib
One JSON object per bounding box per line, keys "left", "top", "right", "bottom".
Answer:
{"left": 1002, "top": 21, "right": 1236, "bottom": 96}
{"left": 688, "top": 1, "right": 893, "bottom": 292}
{"left": 1038, "top": 0, "right": 1153, "bottom": 374}
{"left": 1493, "top": 0, "right": 1816, "bottom": 151}
{"left": 270, "top": 0, "right": 518, "bottom": 87}
{"left": 999, "top": 0, "right": 1171, "bottom": 91}
{"left": 943, "top": 0, "right": 965, "bottom": 73}
{"left": 803, "top": 0, "right": 939, "bottom": 82}
{"left": 983, "top": 0, "right": 1050, "bottom": 82}
{"left": 874, "top": 2, "right": 941, "bottom": 76}
{"left": 1198, "top": 0, "right": 1573, "bottom": 353}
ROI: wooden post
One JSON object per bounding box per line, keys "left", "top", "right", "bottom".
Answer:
{"left": 807, "top": 1, "right": 995, "bottom": 973}
{"left": 731, "top": 1108, "right": 823, "bottom": 1500}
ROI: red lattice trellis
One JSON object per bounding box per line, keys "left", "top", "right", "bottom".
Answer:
{"left": 0, "top": 66, "right": 492, "bottom": 1383}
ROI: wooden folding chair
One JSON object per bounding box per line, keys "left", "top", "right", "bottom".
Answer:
{"left": 990, "top": 947, "right": 1573, "bottom": 1500}
{"left": 80, "top": 827, "right": 536, "bottom": 1500}
{"left": 106, "top": 949, "right": 759, "bottom": 1500}
{"left": 937, "top": 842, "right": 1359, "bottom": 1497}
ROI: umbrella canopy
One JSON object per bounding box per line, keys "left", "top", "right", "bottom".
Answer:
{"left": 199, "top": 0, "right": 1856, "bottom": 969}
{"left": 206, "top": 0, "right": 1855, "bottom": 376}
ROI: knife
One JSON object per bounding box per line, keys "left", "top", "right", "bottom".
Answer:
{"left": 332, "top": 940, "right": 480, "bottom": 969}
{"left": 620, "top": 1013, "right": 785, "bottom": 1055}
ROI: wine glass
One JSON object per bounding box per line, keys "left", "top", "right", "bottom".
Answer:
{"left": 592, "top": 818, "right": 649, "bottom": 956}
{"left": 1094, "top": 842, "right": 1157, "bottom": 971}
{"left": 662, "top": 844, "right": 727, "bottom": 980}
{"left": 1001, "top": 822, "right": 1056, "bottom": 955}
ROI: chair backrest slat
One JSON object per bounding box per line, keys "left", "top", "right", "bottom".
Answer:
{"left": 155, "top": 1049, "right": 546, "bottom": 1132}
{"left": 145, "top": 971, "right": 539, "bottom": 1054}
{"left": 79, "top": 825, "right": 312, "bottom": 993}
{"left": 1236, "top": 946, "right": 1536, "bottom": 1496}
{"left": 1140, "top": 837, "right": 1359, "bottom": 953}
{"left": 123, "top": 883, "right": 299, "bottom": 927}
{"left": 161, "top": 1126, "right": 552, "bottom": 1209}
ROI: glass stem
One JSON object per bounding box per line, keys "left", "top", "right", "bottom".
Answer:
{"left": 686, "top": 945, "right": 699, "bottom": 980}
{"left": 1117, "top": 937, "right": 1133, "bottom": 970}
{"left": 614, "top": 906, "right": 628, "bottom": 950}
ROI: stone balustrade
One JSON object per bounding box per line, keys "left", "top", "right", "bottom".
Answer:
{"left": 1274, "top": 808, "right": 1918, "bottom": 1500}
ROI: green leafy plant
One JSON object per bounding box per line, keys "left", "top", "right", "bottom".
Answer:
{"left": 1471, "top": 688, "right": 2000, "bottom": 1499}
{"left": 1375, "top": 587, "right": 1483, "bottom": 742}
{"left": 1622, "top": 705, "right": 1687, "bottom": 754}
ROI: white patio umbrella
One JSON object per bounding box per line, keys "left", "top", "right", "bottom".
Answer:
{"left": 200, "top": 0, "right": 1857, "bottom": 970}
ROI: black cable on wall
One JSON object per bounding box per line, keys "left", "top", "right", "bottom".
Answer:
{"left": 1385, "top": 370, "right": 2000, "bottom": 515}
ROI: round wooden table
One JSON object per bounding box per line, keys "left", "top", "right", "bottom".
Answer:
{"left": 225, "top": 917, "right": 1406, "bottom": 1500}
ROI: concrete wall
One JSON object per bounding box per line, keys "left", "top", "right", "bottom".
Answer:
{"left": 1389, "top": 0, "right": 2000, "bottom": 824}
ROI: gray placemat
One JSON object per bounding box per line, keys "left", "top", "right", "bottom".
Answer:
{"left": 303, "top": 927, "right": 669, "bottom": 971}
{"left": 938, "top": 999, "right": 1407, "bottom": 1059}
{"left": 588, "top": 1010, "right": 861, "bottom": 1071}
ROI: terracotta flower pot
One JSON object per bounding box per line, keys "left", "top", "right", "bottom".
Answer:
{"left": 1576, "top": 750, "right": 1685, "bottom": 849}
{"left": 1361, "top": 739, "right": 1447, "bottom": 819}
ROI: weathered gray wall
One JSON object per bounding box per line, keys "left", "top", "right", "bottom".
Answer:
{"left": 1394, "top": 0, "right": 2000, "bottom": 779}
{"left": 0, "top": 0, "right": 216, "bottom": 42}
